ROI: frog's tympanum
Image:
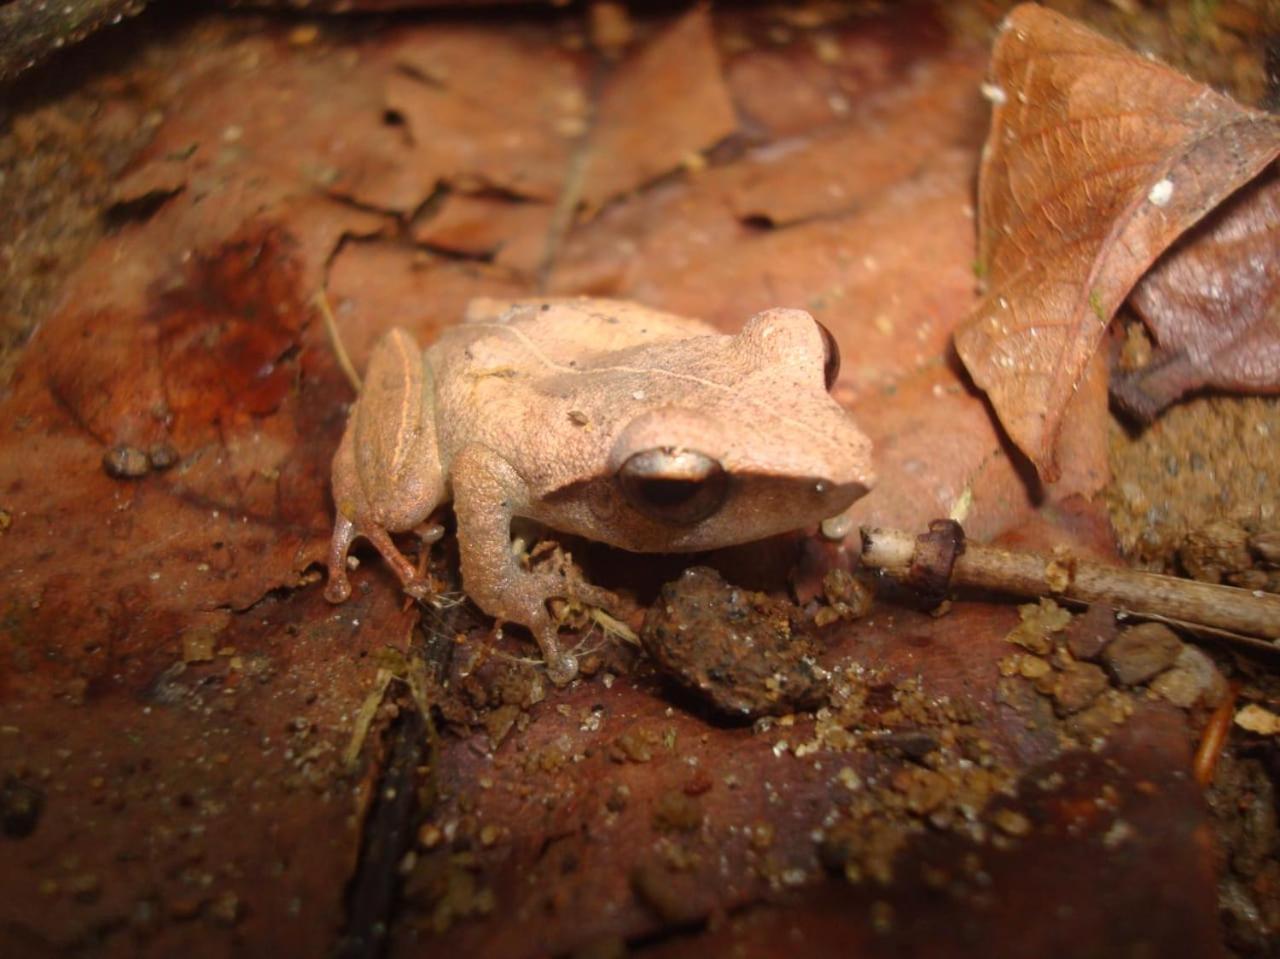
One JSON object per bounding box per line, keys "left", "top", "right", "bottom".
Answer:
{"left": 325, "top": 298, "right": 875, "bottom": 683}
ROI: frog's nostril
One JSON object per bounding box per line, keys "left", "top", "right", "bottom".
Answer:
{"left": 617, "top": 448, "right": 727, "bottom": 525}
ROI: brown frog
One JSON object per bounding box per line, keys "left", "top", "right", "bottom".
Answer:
{"left": 325, "top": 297, "right": 874, "bottom": 683}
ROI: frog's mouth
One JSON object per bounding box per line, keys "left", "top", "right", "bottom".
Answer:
{"left": 546, "top": 471, "right": 866, "bottom": 550}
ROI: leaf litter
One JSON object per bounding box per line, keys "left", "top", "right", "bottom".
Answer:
{"left": 954, "top": 4, "right": 1280, "bottom": 479}
{"left": 0, "top": 3, "right": 1276, "bottom": 956}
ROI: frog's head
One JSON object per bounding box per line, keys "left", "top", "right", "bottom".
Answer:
{"left": 604, "top": 309, "right": 875, "bottom": 552}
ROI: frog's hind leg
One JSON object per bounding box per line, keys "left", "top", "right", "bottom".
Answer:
{"left": 324, "top": 511, "right": 433, "bottom": 604}
{"left": 324, "top": 513, "right": 359, "bottom": 603}
{"left": 324, "top": 327, "right": 446, "bottom": 605}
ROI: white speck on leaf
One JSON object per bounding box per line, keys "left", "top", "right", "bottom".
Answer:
{"left": 1148, "top": 178, "right": 1173, "bottom": 207}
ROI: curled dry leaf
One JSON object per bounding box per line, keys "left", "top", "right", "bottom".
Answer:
{"left": 1114, "top": 169, "right": 1280, "bottom": 420}
{"left": 954, "top": 3, "right": 1280, "bottom": 478}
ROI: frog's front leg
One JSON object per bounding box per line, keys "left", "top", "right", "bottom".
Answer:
{"left": 325, "top": 328, "right": 445, "bottom": 604}
{"left": 450, "top": 444, "right": 615, "bottom": 685}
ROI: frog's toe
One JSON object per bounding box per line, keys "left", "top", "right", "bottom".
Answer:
{"left": 532, "top": 618, "right": 579, "bottom": 686}
{"left": 324, "top": 572, "right": 352, "bottom": 604}
{"left": 544, "top": 649, "right": 580, "bottom": 686}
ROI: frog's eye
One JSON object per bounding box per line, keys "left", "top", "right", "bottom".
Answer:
{"left": 618, "top": 448, "right": 728, "bottom": 525}
{"left": 817, "top": 321, "right": 840, "bottom": 391}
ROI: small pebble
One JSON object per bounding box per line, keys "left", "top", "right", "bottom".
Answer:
{"left": 147, "top": 442, "right": 179, "bottom": 471}
{"left": 1234, "top": 704, "right": 1280, "bottom": 736}
{"left": 1103, "top": 623, "right": 1183, "bottom": 685}
{"left": 102, "top": 445, "right": 149, "bottom": 479}
{"left": 1049, "top": 661, "right": 1109, "bottom": 716}
{"left": 1149, "top": 646, "right": 1227, "bottom": 709}
{"left": 1179, "top": 521, "right": 1251, "bottom": 584}
{"left": 992, "top": 808, "right": 1032, "bottom": 837}
{"left": 1064, "top": 603, "right": 1116, "bottom": 661}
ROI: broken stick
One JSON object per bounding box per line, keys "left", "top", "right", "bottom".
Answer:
{"left": 861, "top": 521, "right": 1280, "bottom": 644}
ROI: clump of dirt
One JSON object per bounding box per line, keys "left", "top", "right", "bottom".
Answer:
{"left": 639, "top": 565, "right": 846, "bottom": 719}
{"left": 1210, "top": 750, "right": 1280, "bottom": 954}
{"left": 1107, "top": 396, "right": 1280, "bottom": 571}
{"left": 998, "top": 599, "right": 1227, "bottom": 748}
{"left": 814, "top": 670, "right": 1017, "bottom": 887}
{"left": 814, "top": 597, "right": 1233, "bottom": 893}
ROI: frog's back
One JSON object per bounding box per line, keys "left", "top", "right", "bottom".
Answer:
{"left": 451, "top": 297, "right": 715, "bottom": 365}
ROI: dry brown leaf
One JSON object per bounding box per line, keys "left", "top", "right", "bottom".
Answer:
{"left": 387, "top": 26, "right": 586, "bottom": 203}
{"left": 580, "top": 5, "right": 737, "bottom": 211}
{"left": 111, "top": 33, "right": 426, "bottom": 215}
{"left": 411, "top": 192, "right": 554, "bottom": 275}
{"left": 723, "top": 5, "right": 953, "bottom": 139}
{"left": 0, "top": 33, "right": 406, "bottom": 700}
{"left": 1115, "top": 168, "right": 1280, "bottom": 419}
{"left": 842, "top": 349, "right": 1108, "bottom": 543}
{"left": 954, "top": 4, "right": 1280, "bottom": 478}
{"left": 720, "top": 52, "right": 986, "bottom": 226}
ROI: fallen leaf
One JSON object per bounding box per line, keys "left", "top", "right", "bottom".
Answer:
{"left": 411, "top": 192, "right": 554, "bottom": 275}
{"left": 844, "top": 349, "right": 1108, "bottom": 542}
{"left": 723, "top": 5, "right": 953, "bottom": 139}
{"left": 1114, "top": 168, "right": 1280, "bottom": 420}
{"left": 0, "top": 32, "right": 408, "bottom": 700}
{"left": 387, "top": 26, "right": 587, "bottom": 203}
{"left": 719, "top": 51, "right": 987, "bottom": 226}
{"left": 581, "top": 6, "right": 737, "bottom": 211}
{"left": 111, "top": 33, "right": 425, "bottom": 215}
{"left": 953, "top": 3, "right": 1280, "bottom": 478}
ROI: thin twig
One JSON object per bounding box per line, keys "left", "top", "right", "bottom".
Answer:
{"left": 861, "top": 523, "right": 1280, "bottom": 645}
{"left": 314, "top": 288, "right": 362, "bottom": 393}
{"left": 534, "top": 44, "right": 609, "bottom": 291}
